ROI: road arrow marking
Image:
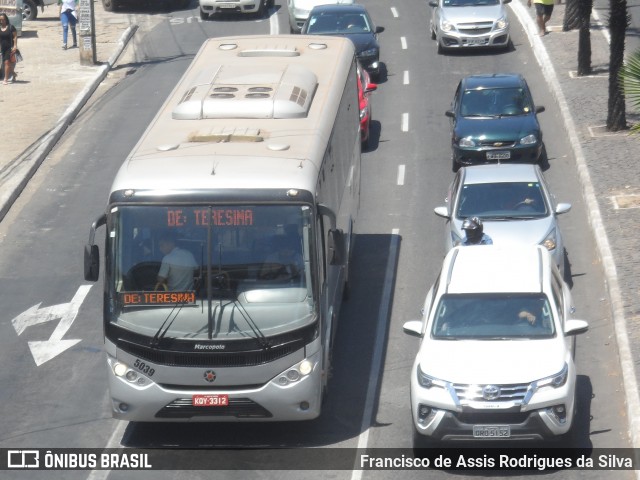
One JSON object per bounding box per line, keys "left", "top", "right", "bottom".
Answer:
{"left": 11, "top": 285, "right": 93, "bottom": 366}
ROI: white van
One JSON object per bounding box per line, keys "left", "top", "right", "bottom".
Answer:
{"left": 287, "top": 0, "right": 353, "bottom": 33}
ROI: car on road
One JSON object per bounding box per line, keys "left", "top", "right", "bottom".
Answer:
{"left": 199, "top": 0, "right": 273, "bottom": 19}
{"left": 434, "top": 163, "right": 571, "bottom": 274}
{"left": 301, "top": 3, "right": 384, "bottom": 79}
{"left": 428, "top": 0, "right": 511, "bottom": 54}
{"left": 287, "top": 0, "right": 353, "bottom": 34}
{"left": 357, "top": 61, "right": 377, "bottom": 149}
{"left": 446, "top": 74, "right": 546, "bottom": 172}
{"left": 404, "top": 244, "right": 588, "bottom": 444}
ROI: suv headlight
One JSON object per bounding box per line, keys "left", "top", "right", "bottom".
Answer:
{"left": 417, "top": 364, "right": 446, "bottom": 389}
{"left": 496, "top": 16, "right": 508, "bottom": 30}
{"left": 520, "top": 134, "right": 538, "bottom": 145}
{"left": 537, "top": 363, "right": 569, "bottom": 389}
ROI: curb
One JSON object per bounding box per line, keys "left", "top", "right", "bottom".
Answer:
{"left": 0, "top": 24, "right": 139, "bottom": 224}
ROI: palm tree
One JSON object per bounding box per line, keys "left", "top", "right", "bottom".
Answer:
{"left": 606, "top": 0, "right": 629, "bottom": 131}
{"left": 577, "top": 0, "right": 593, "bottom": 76}
{"left": 619, "top": 48, "right": 640, "bottom": 133}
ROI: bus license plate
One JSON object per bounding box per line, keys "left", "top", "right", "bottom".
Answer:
{"left": 473, "top": 425, "right": 510, "bottom": 438}
{"left": 486, "top": 151, "right": 510, "bottom": 160}
{"left": 192, "top": 394, "right": 229, "bottom": 407}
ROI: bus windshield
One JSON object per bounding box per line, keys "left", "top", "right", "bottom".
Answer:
{"left": 107, "top": 204, "right": 316, "bottom": 341}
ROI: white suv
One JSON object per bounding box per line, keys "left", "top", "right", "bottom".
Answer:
{"left": 403, "top": 245, "right": 588, "bottom": 444}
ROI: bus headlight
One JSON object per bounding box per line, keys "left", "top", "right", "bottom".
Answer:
{"left": 112, "top": 361, "right": 146, "bottom": 386}
{"left": 277, "top": 359, "right": 314, "bottom": 386}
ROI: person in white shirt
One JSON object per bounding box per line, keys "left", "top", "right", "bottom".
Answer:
{"left": 58, "top": 0, "right": 77, "bottom": 49}
{"left": 155, "top": 235, "right": 198, "bottom": 291}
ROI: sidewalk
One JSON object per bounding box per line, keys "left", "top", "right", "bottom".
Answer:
{"left": 0, "top": 1, "right": 163, "bottom": 219}
{"left": 0, "top": 0, "right": 639, "bottom": 448}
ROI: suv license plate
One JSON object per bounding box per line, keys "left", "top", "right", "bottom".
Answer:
{"left": 192, "top": 394, "right": 229, "bottom": 407}
{"left": 218, "top": 3, "right": 236, "bottom": 7}
{"left": 467, "top": 38, "right": 485, "bottom": 45}
{"left": 486, "top": 151, "right": 511, "bottom": 160}
{"left": 473, "top": 425, "right": 511, "bottom": 438}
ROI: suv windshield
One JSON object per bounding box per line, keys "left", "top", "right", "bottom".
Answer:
{"left": 431, "top": 293, "right": 556, "bottom": 339}
{"left": 107, "top": 204, "right": 316, "bottom": 341}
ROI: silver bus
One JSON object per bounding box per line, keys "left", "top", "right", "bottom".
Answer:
{"left": 84, "top": 35, "right": 361, "bottom": 422}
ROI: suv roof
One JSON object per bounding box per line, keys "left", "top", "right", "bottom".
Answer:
{"left": 445, "top": 245, "right": 548, "bottom": 294}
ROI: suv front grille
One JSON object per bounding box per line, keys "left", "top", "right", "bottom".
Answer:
{"left": 453, "top": 383, "right": 530, "bottom": 405}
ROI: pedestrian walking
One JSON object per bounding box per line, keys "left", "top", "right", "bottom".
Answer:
{"left": 527, "top": 0, "right": 555, "bottom": 36}
{"left": 0, "top": 13, "right": 18, "bottom": 85}
{"left": 58, "top": 0, "right": 78, "bottom": 50}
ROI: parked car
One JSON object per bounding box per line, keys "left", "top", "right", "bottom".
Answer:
{"left": 22, "top": 0, "right": 52, "bottom": 21}
{"left": 434, "top": 163, "right": 571, "bottom": 274}
{"left": 287, "top": 0, "right": 353, "bottom": 34}
{"left": 446, "top": 74, "right": 545, "bottom": 172}
{"left": 428, "top": 0, "right": 511, "bottom": 54}
{"left": 357, "top": 61, "right": 377, "bottom": 149}
{"left": 301, "top": 3, "right": 384, "bottom": 79}
{"left": 404, "top": 244, "right": 588, "bottom": 444}
{"left": 199, "top": 0, "right": 273, "bottom": 19}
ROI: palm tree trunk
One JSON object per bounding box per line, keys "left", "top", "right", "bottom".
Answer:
{"left": 577, "top": 0, "right": 593, "bottom": 75}
{"left": 606, "top": 0, "right": 629, "bottom": 131}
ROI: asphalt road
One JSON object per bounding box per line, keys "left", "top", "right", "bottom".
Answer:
{"left": 0, "top": 1, "right": 633, "bottom": 479}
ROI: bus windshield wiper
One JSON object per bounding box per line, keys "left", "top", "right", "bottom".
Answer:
{"left": 232, "top": 299, "right": 270, "bottom": 349}
{"left": 150, "top": 300, "right": 189, "bottom": 347}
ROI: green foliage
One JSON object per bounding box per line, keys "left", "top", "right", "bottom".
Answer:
{"left": 620, "top": 48, "right": 640, "bottom": 133}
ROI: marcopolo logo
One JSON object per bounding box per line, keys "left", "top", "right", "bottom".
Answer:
{"left": 194, "top": 344, "right": 225, "bottom": 351}
{"left": 7, "top": 450, "right": 40, "bottom": 468}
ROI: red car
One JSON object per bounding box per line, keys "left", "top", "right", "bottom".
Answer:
{"left": 357, "top": 62, "right": 377, "bottom": 149}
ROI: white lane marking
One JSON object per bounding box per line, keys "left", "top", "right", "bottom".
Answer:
{"left": 86, "top": 420, "right": 128, "bottom": 480}
{"left": 397, "top": 165, "right": 406, "bottom": 186}
{"left": 12, "top": 285, "right": 92, "bottom": 366}
{"left": 401, "top": 37, "right": 407, "bottom": 49}
{"left": 401, "top": 113, "right": 409, "bottom": 132}
{"left": 390, "top": 7, "right": 399, "bottom": 17}
{"left": 392, "top": 228, "right": 400, "bottom": 235}
{"left": 270, "top": 6, "right": 279, "bottom": 33}
{"left": 403, "top": 70, "right": 409, "bottom": 85}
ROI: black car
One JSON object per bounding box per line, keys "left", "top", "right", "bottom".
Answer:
{"left": 302, "top": 4, "right": 384, "bottom": 79}
{"left": 446, "top": 74, "right": 546, "bottom": 172}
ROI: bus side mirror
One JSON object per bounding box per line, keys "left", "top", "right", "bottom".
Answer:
{"left": 328, "top": 229, "right": 346, "bottom": 266}
{"left": 84, "top": 244, "right": 100, "bottom": 281}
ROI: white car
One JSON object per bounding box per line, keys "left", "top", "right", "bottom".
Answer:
{"left": 434, "top": 164, "right": 571, "bottom": 275}
{"left": 287, "top": 0, "right": 353, "bottom": 33}
{"left": 403, "top": 245, "right": 588, "bottom": 444}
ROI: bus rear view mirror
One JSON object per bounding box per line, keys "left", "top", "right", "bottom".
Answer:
{"left": 328, "top": 229, "right": 346, "bottom": 266}
{"left": 84, "top": 244, "right": 100, "bottom": 281}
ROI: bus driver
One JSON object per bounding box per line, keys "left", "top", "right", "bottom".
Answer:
{"left": 155, "top": 234, "right": 198, "bottom": 291}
